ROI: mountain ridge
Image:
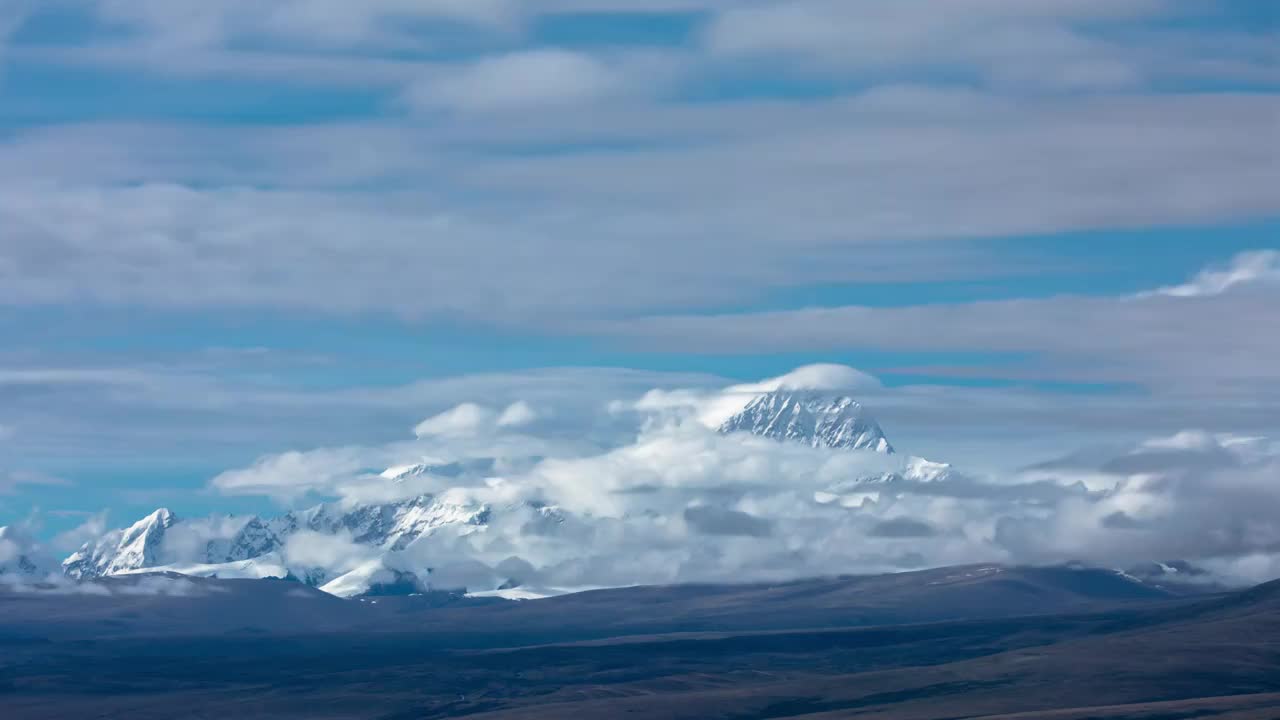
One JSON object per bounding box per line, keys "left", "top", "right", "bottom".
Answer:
{"left": 62, "top": 495, "right": 495, "bottom": 593}
{"left": 60, "top": 390, "right": 908, "bottom": 594}
{"left": 719, "top": 391, "right": 895, "bottom": 453}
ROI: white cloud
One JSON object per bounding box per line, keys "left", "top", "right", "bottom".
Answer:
{"left": 704, "top": 0, "right": 1167, "bottom": 91}
{"left": 0, "top": 520, "right": 57, "bottom": 578}
{"left": 745, "top": 364, "right": 882, "bottom": 394}
{"left": 210, "top": 447, "right": 376, "bottom": 500}
{"left": 609, "top": 252, "right": 1280, "bottom": 389}
{"left": 36, "top": 362, "right": 1278, "bottom": 592}
{"left": 0, "top": 524, "right": 31, "bottom": 563}
{"left": 0, "top": 470, "right": 70, "bottom": 496}
{"left": 413, "top": 400, "right": 543, "bottom": 437}
{"left": 91, "top": 0, "right": 518, "bottom": 51}
{"left": 1, "top": 570, "right": 217, "bottom": 596}
{"left": 194, "top": 409, "right": 1280, "bottom": 590}
{"left": 282, "top": 529, "right": 378, "bottom": 577}
{"left": 49, "top": 511, "right": 111, "bottom": 554}
{"left": 1206, "top": 553, "right": 1280, "bottom": 587}
{"left": 1149, "top": 250, "right": 1280, "bottom": 298}
{"left": 497, "top": 400, "right": 539, "bottom": 428}
{"left": 8, "top": 0, "right": 1265, "bottom": 101}
{"left": 1, "top": 94, "right": 1275, "bottom": 324}
{"left": 207, "top": 407, "right": 581, "bottom": 502}
{"left": 403, "top": 49, "right": 622, "bottom": 112}
{"left": 630, "top": 364, "right": 885, "bottom": 430}
{"left": 998, "top": 431, "right": 1280, "bottom": 576}
{"left": 0, "top": 1, "right": 35, "bottom": 56}
{"left": 705, "top": 364, "right": 883, "bottom": 427}
{"left": 0, "top": 363, "right": 718, "bottom": 475}
{"left": 414, "top": 403, "right": 497, "bottom": 437}
{"left": 0, "top": 368, "right": 150, "bottom": 387}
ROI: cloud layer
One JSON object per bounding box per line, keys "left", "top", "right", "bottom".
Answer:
{"left": 2, "top": 93, "right": 1275, "bottom": 322}
{"left": 138, "top": 368, "right": 1280, "bottom": 592}
{"left": 609, "top": 250, "right": 1280, "bottom": 389}
{"left": 2, "top": 0, "right": 1276, "bottom": 323}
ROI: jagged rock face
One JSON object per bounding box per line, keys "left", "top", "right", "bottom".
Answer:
{"left": 719, "top": 391, "right": 895, "bottom": 453}
{"left": 60, "top": 496, "right": 493, "bottom": 583}
{"left": 63, "top": 509, "right": 176, "bottom": 579}
{"left": 294, "top": 497, "right": 489, "bottom": 551}
{"left": 56, "top": 392, "right": 905, "bottom": 593}
{"left": 205, "top": 517, "right": 283, "bottom": 565}
{"left": 56, "top": 392, "right": 903, "bottom": 591}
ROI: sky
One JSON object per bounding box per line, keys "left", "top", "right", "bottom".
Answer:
{"left": 0, "top": 1, "right": 1278, "bottom": 581}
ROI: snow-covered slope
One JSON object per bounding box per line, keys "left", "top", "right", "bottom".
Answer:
{"left": 203, "top": 517, "right": 283, "bottom": 564}
{"left": 284, "top": 495, "right": 489, "bottom": 552}
{"left": 63, "top": 508, "right": 176, "bottom": 579}
{"left": 58, "top": 395, "right": 932, "bottom": 596}
{"left": 62, "top": 494, "right": 491, "bottom": 590}
{"left": 319, "top": 559, "right": 430, "bottom": 598}
{"left": 114, "top": 554, "right": 291, "bottom": 582}
{"left": 719, "top": 391, "right": 895, "bottom": 453}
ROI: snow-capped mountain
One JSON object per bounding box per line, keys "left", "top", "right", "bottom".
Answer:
{"left": 59, "top": 392, "right": 916, "bottom": 596}
{"left": 836, "top": 456, "right": 951, "bottom": 487}
{"left": 61, "top": 493, "right": 495, "bottom": 594}
{"left": 719, "top": 391, "right": 895, "bottom": 453}
{"left": 288, "top": 494, "right": 490, "bottom": 552}
{"left": 380, "top": 459, "right": 497, "bottom": 482}
{"left": 63, "top": 508, "right": 176, "bottom": 579}
{"left": 317, "top": 558, "right": 429, "bottom": 598}
{"left": 203, "top": 516, "right": 283, "bottom": 565}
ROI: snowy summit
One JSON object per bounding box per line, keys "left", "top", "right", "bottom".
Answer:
{"left": 718, "top": 391, "right": 895, "bottom": 454}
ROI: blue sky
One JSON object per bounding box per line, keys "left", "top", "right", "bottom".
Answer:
{"left": 0, "top": 0, "right": 1277, "bottom": 536}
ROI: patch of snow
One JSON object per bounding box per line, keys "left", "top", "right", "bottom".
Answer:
{"left": 114, "top": 554, "right": 290, "bottom": 581}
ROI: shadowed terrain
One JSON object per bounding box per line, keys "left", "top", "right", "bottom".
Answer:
{"left": 1, "top": 565, "right": 1276, "bottom": 719}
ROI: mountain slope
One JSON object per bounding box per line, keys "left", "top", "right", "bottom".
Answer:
{"left": 1, "top": 569, "right": 1269, "bottom": 720}
{"left": 0, "top": 563, "right": 1192, "bottom": 643}
{"left": 719, "top": 391, "right": 895, "bottom": 453}
{"left": 374, "top": 564, "right": 1185, "bottom": 640}
{"left": 61, "top": 494, "right": 491, "bottom": 587}
{"left": 62, "top": 509, "right": 176, "bottom": 579}
{"left": 56, "top": 393, "right": 909, "bottom": 591}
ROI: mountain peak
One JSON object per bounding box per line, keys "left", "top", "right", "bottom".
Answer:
{"left": 63, "top": 508, "right": 178, "bottom": 580}
{"left": 59, "top": 492, "right": 493, "bottom": 585}
{"left": 141, "top": 508, "right": 177, "bottom": 527}
{"left": 719, "top": 390, "right": 895, "bottom": 453}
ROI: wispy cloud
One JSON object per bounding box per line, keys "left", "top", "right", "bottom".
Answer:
{"left": 402, "top": 49, "right": 626, "bottom": 112}
{"left": 88, "top": 0, "right": 520, "bottom": 51}
{"left": 2, "top": 94, "right": 1275, "bottom": 321}
{"left": 1148, "top": 250, "right": 1279, "bottom": 298}
{"left": 606, "top": 251, "right": 1280, "bottom": 389}
{"left": 0, "top": 470, "right": 71, "bottom": 496}
{"left": 706, "top": 0, "right": 1158, "bottom": 86}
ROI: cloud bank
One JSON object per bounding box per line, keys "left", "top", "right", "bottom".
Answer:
{"left": 100, "top": 367, "right": 1262, "bottom": 593}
